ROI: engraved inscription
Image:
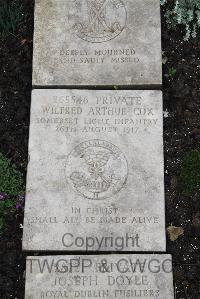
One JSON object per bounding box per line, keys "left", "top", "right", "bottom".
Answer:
{"left": 35, "top": 94, "right": 159, "bottom": 135}
{"left": 69, "top": 0, "right": 127, "bottom": 43}
{"left": 66, "top": 140, "right": 128, "bottom": 199}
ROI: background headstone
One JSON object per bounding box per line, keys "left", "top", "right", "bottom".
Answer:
{"left": 32, "top": 0, "right": 162, "bottom": 87}
{"left": 25, "top": 254, "right": 174, "bottom": 298}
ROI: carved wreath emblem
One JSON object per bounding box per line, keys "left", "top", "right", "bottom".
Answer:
{"left": 65, "top": 140, "right": 128, "bottom": 199}
{"left": 69, "top": 0, "right": 127, "bottom": 43}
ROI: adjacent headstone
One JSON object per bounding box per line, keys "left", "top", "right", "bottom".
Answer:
{"left": 23, "top": 89, "right": 165, "bottom": 251}
{"left": 32, "top": 0, "right": 162, "bottom": 87}
{"left": 25, "top": 254, "right": 174, "bottom": 298}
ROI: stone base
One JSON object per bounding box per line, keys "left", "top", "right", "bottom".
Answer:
{"left": 25, "top": 254, "right": 174, "bottom": 299}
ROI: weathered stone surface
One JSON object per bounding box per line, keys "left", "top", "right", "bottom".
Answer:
{"left": 23, "top": 89, "right": 165, "bottom": 251}
{"left": 25, "top": 254, "right": 174, "bottom": 298}
{"left": 32, "top": 0, "right": 162, "bottom": 87}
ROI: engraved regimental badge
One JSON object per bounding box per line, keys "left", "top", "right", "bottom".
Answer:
{"left": 69, "top": 0, "right": 127, "bottom": 43}
{"left": 66, "top": 140, "right": 128, "bottom": 199}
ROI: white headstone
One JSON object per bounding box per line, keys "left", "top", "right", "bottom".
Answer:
{"left": 25, "top": 254, "right": 174, "bottom": 299}
{"left": 32, "top": 0, "right": 162, "bottom": 87}
{"left": 23, "top": 89, "right": 165, "bottom": 251}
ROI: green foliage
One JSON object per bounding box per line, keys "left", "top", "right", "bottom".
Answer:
{"left": 0, "top": 152, "right": 23, "bottom": 196}
{"left": 180, "top": 150, "right": 200, "bottom": 195}
{"left": 168, "top": 67, "right": 177, "bottom": 78}
{"left": 0, "top": 199, "right": 15, "bottom": 230}
{"left": 161, "top": 0, "right": 200, "bottom": 40}
{"left": 0, "top": 153, "right": 24, "bottom": 230}
{"left": 0, "top": 0, "right": 24, "bottom": 36}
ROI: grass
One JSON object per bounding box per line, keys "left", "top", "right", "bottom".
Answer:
{"left": 180, "top": 149, "right": 200, "bottom": 195}
{"left": 0, "top": 0, "right": 24, "bottom": 37}
{"left": 0, "top": 152, "right": 24, "bottom": 229}
{"left": 0, "top": 152, "right": 23, "bottom": 196}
